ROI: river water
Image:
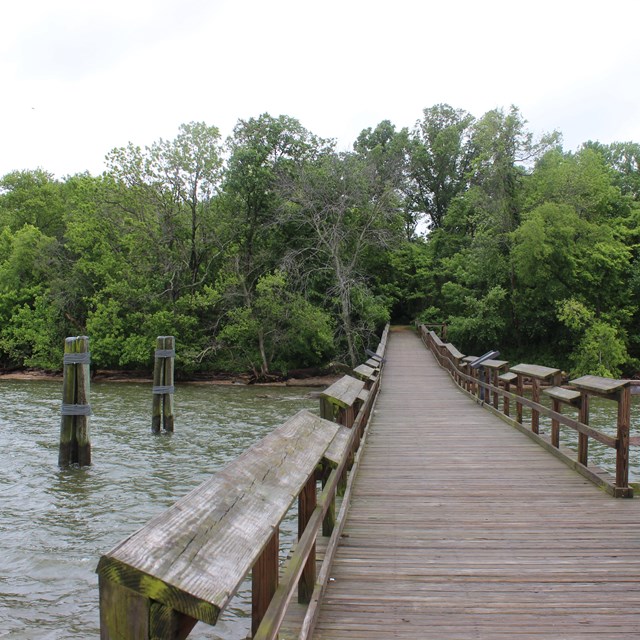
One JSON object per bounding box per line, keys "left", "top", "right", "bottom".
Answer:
{"left": 1, "top": 379, "right": 638, "bottom": 639}
{"left": 0, "top": 379, "right": 317, "bottom": 639}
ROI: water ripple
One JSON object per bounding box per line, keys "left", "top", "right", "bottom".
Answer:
{"left": 0, "top": 379, "right": 316, "bottom": 639}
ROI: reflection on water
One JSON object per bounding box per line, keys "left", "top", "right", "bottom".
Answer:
{"left": 0, "top": 380, "right": 317, "bottom": 639}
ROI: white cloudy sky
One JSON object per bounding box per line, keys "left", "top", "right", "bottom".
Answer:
{"left": 2, "top": 0, "right": 639, "bottom": 179}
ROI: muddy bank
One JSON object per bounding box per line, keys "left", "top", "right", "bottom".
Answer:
{"left": 0, "top": 368, "right": 340, "bottom": 387}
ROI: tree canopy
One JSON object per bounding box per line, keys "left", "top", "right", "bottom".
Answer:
{"left": 1, "top": 107, "right": 639, "bottom": 379}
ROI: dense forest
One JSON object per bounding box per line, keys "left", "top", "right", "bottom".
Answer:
{"left": 1, "top": 105, "right": 639, "bottom": 380}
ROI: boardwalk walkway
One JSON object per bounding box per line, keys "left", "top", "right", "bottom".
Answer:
{"left": 312, "top": 327, "right": 640, "bottom": 639}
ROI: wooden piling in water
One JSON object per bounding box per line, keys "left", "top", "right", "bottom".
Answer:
{"left": 152, "top": 336, "right": 175, "bottom": 433}
{"left": 59, "top": 336, "right": 91, "bottom": 467}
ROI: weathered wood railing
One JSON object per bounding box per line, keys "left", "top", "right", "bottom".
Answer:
{"left": 419, "top": 325, "right": 635, "bottom": 498}
{"left": 96, "top": 325, "right": 388, "bottom": 639}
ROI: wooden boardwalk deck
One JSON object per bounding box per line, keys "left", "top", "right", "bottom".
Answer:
{"left": 312, "top": 327, "right": 640, "bottom": 639}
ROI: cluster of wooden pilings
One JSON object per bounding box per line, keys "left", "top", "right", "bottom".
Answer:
{"left": 57, "top": 336, "right": 176, "bottom": 468}
{"left": 420, "top": 325, "right": 635, "bottom": 498}
{"left": 95, "top": 325, "right": 389, "bottom": 640}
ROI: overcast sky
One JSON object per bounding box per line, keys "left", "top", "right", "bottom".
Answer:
{"left": 2, "top": 0, "right": 639, "bottom": 179}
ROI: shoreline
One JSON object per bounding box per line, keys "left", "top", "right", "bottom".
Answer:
{"left": 0, "top": 369, "right": 340, "bottom": 387}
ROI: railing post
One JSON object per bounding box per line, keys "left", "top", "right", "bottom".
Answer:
{"left": 530, "top": 378, "right": 541, "bottom": 434}
{"left": 616, "top": 385, "right": 631, "bottom": 492}
{"left": 252, "top": 529, "right": 279, "bottom": 636}
{"left": 499, "top": 372, "right": 517, "bottom": 418}
{"left": 298, "top": 475, "right": 317, "bottom": 604}
{"left": 321, "top": 464, "right": 336, "bottom": 537}
{"left": 578, "top": 392, "right": 590, "bottom": 466}
{"left": 515, "top": 373, "right": 524, "bottom": 424}
{"left": 551, "top": 398, "right": 561, "bottom": 448}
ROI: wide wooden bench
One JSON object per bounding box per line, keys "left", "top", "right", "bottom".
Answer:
{"left": 570, "top": 375, "right": 632, "bottom": 492}
{"left": 96, "top": 410, "right": 347, "bottom": 638}
{"left": 498, "top": 371, "right": 518, "bottom": 415}
{"left": 543, "top": 386, "right": 582, "bottom": 449}
{"left": 510, "top": 363, "right": 562, "bottom": 433}
{"left": 480, "top": 359, "right": 509, "bottom": 407}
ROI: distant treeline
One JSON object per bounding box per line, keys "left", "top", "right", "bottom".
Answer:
{"left": 1, "top": 106, "right": 639, "bottom": 379}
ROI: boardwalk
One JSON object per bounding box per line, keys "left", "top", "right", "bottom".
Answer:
{"left": 312, "top": 327, "right": 640, "bottom": 639}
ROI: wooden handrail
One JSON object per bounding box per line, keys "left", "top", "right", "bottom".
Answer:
{"left": 419, "top": 325, "right": 633, "bottom": 498}
{"left": 97, "top": 324, "right": 390, "bottom": 639}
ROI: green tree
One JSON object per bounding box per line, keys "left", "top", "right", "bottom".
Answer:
{"left": 354, "top": 121, "right": 414, "bottom": 239}
{"left": 105, "top": 121, "right": 224, "bottom": 296}
{"left": 280, "top": 151, "right": 396, "bottom": 365}
{"left": 218, "top": 271, "right": 334, "bottom": 378}
{"left": 557, "top": 299, "right": 629, "bottom": 377}
{"left": 583, "top": 141, "right": 640, "bottom": 200}
{"left": 524, "top": 147, "right": 626, "bottom": 221}
{"left": 0, "top": 225, "right": 62, "bottom": 368}
{"left": 0, "top": 169, "right": 66, "bottom": 239}
{"left": 408, "top": 104, "right": 475, "bottom": 230}
{"left": 219, "top": 114, "right": 334, "bottom": 366}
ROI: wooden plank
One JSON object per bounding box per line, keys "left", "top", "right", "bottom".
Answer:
{"left": 571, "top": 374, "right": 631, "bottom": 396}
{"left": 320, "top": 375, "right": 365, "bottom": 409}
{"left": 499, "top": 372, "right": 517, "bottom": 383}
{"left": 510, "top": 363, "right": 561, "bottom": 380}
{"left": 481, "top": 359, "right": 508, "bottom": 370}
{"left": 543, "top": 386, "right": 581, "bottom": 405}
{"left": 96, "top": 410, "right": 339, "bottom": 625}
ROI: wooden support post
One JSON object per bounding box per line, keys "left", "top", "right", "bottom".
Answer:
{"left": 341, "top": 405, "right": 355, "bottom": 429}
{"left": 59, "top": 336, "right": 91, "bottom": 467}
{"left": 319, "top": 397, "right": 336, "bottom": 422}
{"left": 504, "top": 379, "right": 511, "bottom": 416}
{"left": 616, "top": 385, "right": 631, "bottom": 491}
{"left": 252, "top": 528, "right": 279, "bottom": 636}
{"left": 499, "top": 373, "right": 517, "bottom": 418}
{"left": 99, "top": 576, "right": 150, "bottom": 638}
{"left": 298, "top": 475, "right": 316, "bottom": 604}
{"left": 322, "top": 464, "right": 336, "bottom": 537}
{"left": 551, "top": 398, "right": 561, "bottom": 448}
{"left": 492, "top": 369, "right": 499, "bottom": 409}
{"left": 99, "top": 575, "right": 197, "bottom": 640}
{"left": 516, "top": 374, "right": 524, "bottom": 425}
{"left": 578, "top": 392, "right": 590, "bottom": 466}
{"left": 531, "top": 378, "right": 541, "bottom": 434}
{"left": 152, "top": 336, "right": 175, "bottom": 433}
{"left": 512, "top": 365, "right": 562, "bottom": 433}
{"left": 150, "top": 602, "right": 197, "bottom": 640}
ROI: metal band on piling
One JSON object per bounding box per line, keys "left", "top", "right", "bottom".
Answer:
{"left": 61, "top": 403, "right": 92, "bottom": 416}
{"left": 152, "top": 385, "right": 175, "bottom": 394}
{"left": 63, "top": 352, "right": 92, "bottom": 364}
{"left": 154, "top": 349, "right": 175, "bottom": 358}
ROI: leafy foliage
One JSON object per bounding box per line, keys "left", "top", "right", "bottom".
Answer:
{"left": 1, "top": 108, "right": 639, "bottom": 379}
